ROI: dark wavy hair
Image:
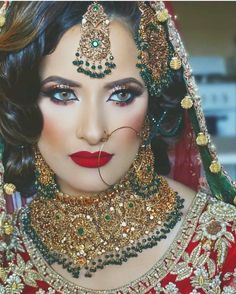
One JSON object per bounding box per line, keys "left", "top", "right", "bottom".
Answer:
{"left": 0, "top": 1, "right": 187, "bottom": 195}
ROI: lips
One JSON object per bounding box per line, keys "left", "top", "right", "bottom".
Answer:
{"left": 69, "top": 151, "right": 113, "bottom": 168}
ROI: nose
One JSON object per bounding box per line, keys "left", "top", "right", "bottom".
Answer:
{"left": 76, "top": 103, "right": 107, "bottom": 146}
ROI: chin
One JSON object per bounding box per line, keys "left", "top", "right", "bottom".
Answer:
{"left": 67, "top": 178, "right": 114, "bottom": 194}
{"left": 58, "top": 168, "right": 123, "bottom": 194}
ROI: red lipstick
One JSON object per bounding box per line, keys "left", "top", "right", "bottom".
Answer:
{"left": 69, "top": 151, "right": 113, "bottom": 168}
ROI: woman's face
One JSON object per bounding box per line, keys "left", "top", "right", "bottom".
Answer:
{"left": 38, "top": 20, "right": 148, "bottom": 195}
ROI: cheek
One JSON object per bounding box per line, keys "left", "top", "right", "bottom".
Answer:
{"left": 38, "top": 92, "right": 82, "bottom": 146}
{"left": 128, "top": 97, "right": 148, "bottom": 131}
{"left": 38, "top": 102, "right": 70, "bottom": 147}
{"left": 41, "top": 115, "right": 61, "bottom": 145}
{"left": 129, "top": 114, "right": 145, "bottom": 132}
{"left": 120, "top": 105, "right": 147, "bottom": 144}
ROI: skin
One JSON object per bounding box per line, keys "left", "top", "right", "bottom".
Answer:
{"left": 37, "top": 20, "right": 196, "bottom": 289}
{"left": 38, "top": 20, "right": 148, "bottom": 195}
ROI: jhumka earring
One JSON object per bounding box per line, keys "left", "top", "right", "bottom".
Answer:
{"left": 130, "top": 116, "right": 161, "bottom": 198}
{"left": 33, "top": 147, "right": 57, "bottom": 199}
{"left": 72, "top": 2, "right": 116, "bottom": 79}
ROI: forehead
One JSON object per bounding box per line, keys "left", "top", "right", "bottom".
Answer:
{"left": 39, "top": 20, "right": 141, "bottom": 83}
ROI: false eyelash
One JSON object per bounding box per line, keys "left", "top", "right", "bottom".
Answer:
{"left": 111, "top": 84, "right": 129, "bottom": 92}
{"left": 51, "top": 84, "right": 71, "bottom": 90}
{"left": 108, "top": 87, "right": 143, "bottom": 106}
{"left": 40, "top": 85, "right": 78, "bottom": 105}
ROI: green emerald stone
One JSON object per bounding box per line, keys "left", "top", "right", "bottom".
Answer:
{"left": 77, "top": 227, "right": 85, "bottom": 236}
{"left": 147, "top": 165, "right": 152, "bottom": 172}
{"left": 128, "top": 202, "right": 134, "bottom": 208}
{"left": 105, "top": 214, "right": 111, "bottom": 221}
{"left": 91, "top": 39, "right": 100, "bottom": 48}
{"left": 55, "top": 214, "right": 60, "bottom": 220}
{"left": 93, "top": 4, "right": 99, "bottom": 11}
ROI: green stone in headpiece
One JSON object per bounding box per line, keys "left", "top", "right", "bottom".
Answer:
{"left": 73, "top": 2, "right": 116, "bottom": 79}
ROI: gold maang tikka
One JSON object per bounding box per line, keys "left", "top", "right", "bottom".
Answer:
{"left": 72, "top": 2, "right": 116, "bottom": 79}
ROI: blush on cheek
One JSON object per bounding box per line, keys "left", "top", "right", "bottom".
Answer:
{"left": 129, "top": 108, "right": 146, "bottom": 131}
{"left": 40, "top": 115, "right": 62, "bottom": 146}
{"left": 123, "top": 113, "right": 146, "bottom": 143}
{"left": 130, "top": 116, "right": 145, "bottom": 133}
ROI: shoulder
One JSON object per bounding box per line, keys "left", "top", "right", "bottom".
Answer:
{"left": 0, "top": 209, "right": 47, "bottom": 292}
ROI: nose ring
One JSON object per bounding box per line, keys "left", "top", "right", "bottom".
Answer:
{"left": 101, "top": 130, "right": 109, "bottom": 142}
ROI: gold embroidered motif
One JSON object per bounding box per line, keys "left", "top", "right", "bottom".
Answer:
{"left": 193, "top": 201, "right": 236, "bottom": 267}
{"left": 169, "top": 201, "right": 236, "bottom": 294}
{"left": 171, "top": 243, "right": 210, "bottom": 281}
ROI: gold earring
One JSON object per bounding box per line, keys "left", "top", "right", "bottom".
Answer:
{"left": 133, "top": 143, "right": 155, "bottom": 185}
{"left": 130, "top": 117, "right": 160, "bottom": 198}
{"left": 33, "top": 146, "right": 57, "bottom": 199}
{"left": 133, "top": 117, "right": 154, "bottom": 185}
{"left": 138, "top": 116, "right": 151, "bottom": 143}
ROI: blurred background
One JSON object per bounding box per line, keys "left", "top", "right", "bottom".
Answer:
{"left": 173, "top": 1, "right": 236, "bottom": 180}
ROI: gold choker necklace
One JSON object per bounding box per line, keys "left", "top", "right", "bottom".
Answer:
{"left": 22, "top": 176, "right": 184, "bottom": 278}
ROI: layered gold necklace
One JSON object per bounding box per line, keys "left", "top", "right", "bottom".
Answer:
{"left": 22, "top": 176, "right": 184, "bottom": 278}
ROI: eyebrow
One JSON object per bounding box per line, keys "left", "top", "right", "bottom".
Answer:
{"left": 104, "top": 78, "right": 144, "bottom": 89}
{"left": 40, "top": 76, "right": 81, "bottom": 88}
{"left": 40, "top": 76, "right": 144, "bottom": 89}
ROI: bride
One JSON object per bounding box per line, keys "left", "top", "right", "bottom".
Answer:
{"left": 0, "top": 1, "right": 235, "bottom": 293}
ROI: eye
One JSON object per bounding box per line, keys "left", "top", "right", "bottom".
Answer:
{"left": 108, "top": 88, "right": 142, "bottom": 106}
{"left": 41, "top": 87, "right": 78, "bottom": 105}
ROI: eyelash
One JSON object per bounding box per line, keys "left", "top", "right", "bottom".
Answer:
{"left": 41, "top": 85, "right": 77, "bottom": 105}
{"left": 41, "top": 85, "right": 142, "bottom": 106}
{"left": 108, "top": 87, "right": 142, "bottom": 106}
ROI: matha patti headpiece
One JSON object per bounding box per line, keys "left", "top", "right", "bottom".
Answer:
{"left": 136, "top": 2, "right": 182, "bottom": 96}
{"left": 72, "top": 2, "right": 116, "bottom": 79}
